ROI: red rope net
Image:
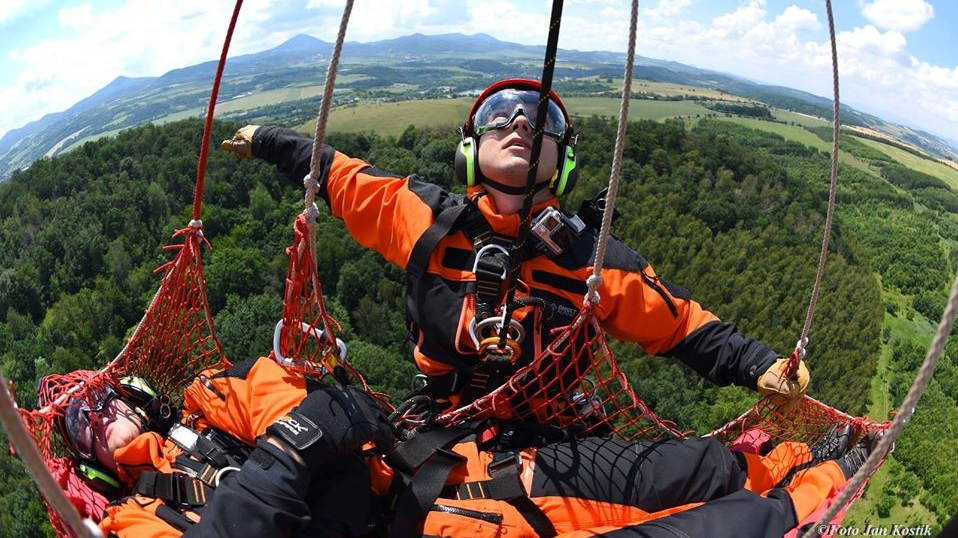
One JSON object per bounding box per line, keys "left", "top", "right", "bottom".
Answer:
{"left": 438, "top": 305, "right": 891, "bottom": 534}
{"left": 438, "top": 304, "right": 687, "bottom": 440}
{"left": 19, "top": 225, "right": 229, "bottom": 537}
{"left": 271, "top": 212, "right": 384, "bottom": 399}
{"left": 272, "top": 213, "right": 348, "bottom": 379}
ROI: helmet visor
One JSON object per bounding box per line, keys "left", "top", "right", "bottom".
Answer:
{"left": 472, "top": 88, "right": 568, "bottom": 140}
{"left": 63, "top": 386, "right": 117, "bottom": 460}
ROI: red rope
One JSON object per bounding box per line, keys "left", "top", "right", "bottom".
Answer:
{"left": 191, "top": 0, "right": 244, "bottom": 221}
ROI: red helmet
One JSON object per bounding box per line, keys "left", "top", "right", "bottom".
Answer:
{"left": 464, "top": 78, "right": 573, "bottom": 145}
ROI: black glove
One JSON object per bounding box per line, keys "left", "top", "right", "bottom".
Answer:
{"left": 266, "top": 385, "right": 394, "bottom": 470}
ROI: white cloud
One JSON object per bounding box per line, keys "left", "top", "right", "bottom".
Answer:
{"left": 775, "top": 6, "right": 820, "bottom": 33}
{"left": 860, "top": 0, "right": 934, "bottom": 33}
{"left": 1, "top": 0, "right": 956, "bottom": 144}
{"left": 0, "top": 0, "right": 41, "bottom": 24}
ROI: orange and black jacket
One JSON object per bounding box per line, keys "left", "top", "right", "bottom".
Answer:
{"left": 252, "top": 126, "right": 781, "bottom": 406}
{"left": 99, "top": 357, "right": 373, "bottom": 538}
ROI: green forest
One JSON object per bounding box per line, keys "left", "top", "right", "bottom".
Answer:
{"left": 0, "top": 114, "right": 955, "bottom": 536}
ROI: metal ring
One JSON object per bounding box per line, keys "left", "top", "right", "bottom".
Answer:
{"left": 272, "top": 320, "right": 348, "bottom": 370}
{"left": 477, "top": 336, "right": 521, "bottom": 363}
{"left": 214, "top": 466, "right": 242, "bottom": 487}
{"left": 468, "top": 316, "right": 525, "bottom": 348}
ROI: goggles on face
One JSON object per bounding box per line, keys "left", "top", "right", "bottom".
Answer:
{"left": 63, "top": 386, "right": 119, "bottom": 460}
{"left": 471, "top": 88, "right": 568, "bottom": 140}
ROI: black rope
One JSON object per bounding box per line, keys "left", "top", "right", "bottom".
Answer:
{"left": 498, "top": 0, "right": 565, "bottom": 347}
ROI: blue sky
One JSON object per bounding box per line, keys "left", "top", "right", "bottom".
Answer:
{"left": 1, "top": 0, "right": 956, "bottom": 147}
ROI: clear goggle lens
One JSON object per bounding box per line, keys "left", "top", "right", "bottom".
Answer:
{"left": 472, "top": 88, "right": 567, "bottom": 140}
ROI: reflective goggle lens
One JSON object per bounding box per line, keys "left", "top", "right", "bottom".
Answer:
{"left": 472, "top": 89, "right": 567, "bottom": 139}
{"left": 64, "top": 387, "right": 117, "bottom": 459}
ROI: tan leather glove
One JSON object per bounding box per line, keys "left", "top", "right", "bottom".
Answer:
{"left": 757, "top": 357, "right": 810, "bottom": 405}
{"left": 221, "top": 125, "right": 261, "bottom": 158}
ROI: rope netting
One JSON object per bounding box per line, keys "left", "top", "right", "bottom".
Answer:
{"left": 17, "top": 223, "right": 230, "bottom": 537}
{"left": 0, "top": 0, "right": 943, "bottom": 537}
{"left": 272, "top": 212, "right": 358, "bottom": 385}
{"left": 436, "top": 0, "right": 893, "bottom": 535}
{"left": 11, "top": 2, "right": 246, "bottom": 536}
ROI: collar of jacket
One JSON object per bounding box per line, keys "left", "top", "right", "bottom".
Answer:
{"left": 466, "top": 186, "right": 561, "bottom": 238}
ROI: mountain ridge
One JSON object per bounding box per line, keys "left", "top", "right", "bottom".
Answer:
{"left": 1, "top": 32, "right": 955, "bottom": 180}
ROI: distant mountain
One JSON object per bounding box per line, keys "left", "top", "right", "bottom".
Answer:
{"left": 2, "top": 32, "right": 955, "bottom": 180}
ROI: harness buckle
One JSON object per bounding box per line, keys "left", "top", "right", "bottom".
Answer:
{"left": 487, "top": 450, "right": 521, "bottom": 476}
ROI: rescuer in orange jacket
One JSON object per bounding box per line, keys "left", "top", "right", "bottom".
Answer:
{"left": 210, "top": 78, "right": 876, "bottom": 537}
{"left": 54, "top": 355, "right": 874, "bottom": 538}
{"left": 47, "top": 356, "right": 393, "bottom": 538}
{"left": 222, "top": 78, "right": 809, "bottom": 415}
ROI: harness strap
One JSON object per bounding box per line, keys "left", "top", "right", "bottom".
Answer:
{"left": 438, "top": 448, "right": 558, "bottom": 538}
{"left": 388, "top": 447, "right": 465, "bottom": 538}
{"left": 509, "top": 496, "right": 559, "bottom": 538}
{"left": 439, "top": 451, "right": 525, "bottom": 501}
{"left": 405, "top": 202, "right": 471, "bottom": 329}
{"left": 385, "top": 426, "right": 475, "bottom": 474}
{"left": 167, "top": 423, "right": 243, "bottom": 469}
{"left": 134, "top": 471, "right": 211, "bottom": 508}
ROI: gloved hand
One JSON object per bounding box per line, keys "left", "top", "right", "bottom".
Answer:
{"left": 757, "top": 357, "right": 810, "bottom": 405}
{"left": 266, "top": 385, "right": 395, "bottom": 470}
{"left": 221, "top": 125, "right": 261, "bottom": 158}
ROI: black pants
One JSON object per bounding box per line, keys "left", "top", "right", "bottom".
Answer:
{"left": 530, "top": 436, "right": 798, "bottom": 537}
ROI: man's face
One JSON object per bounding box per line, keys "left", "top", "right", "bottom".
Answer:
{"left": 476, "top": 114, "right": 560, "bottom": 189}
{"left": 87, "top": 398, "right": 144, "bottom": 470}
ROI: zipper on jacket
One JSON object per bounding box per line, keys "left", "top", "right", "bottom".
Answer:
{"left": 431, "top": 504, "right": 504, "bottom": 524}
{"left": 642, "top": 273, "right": 678, "bottom": 317}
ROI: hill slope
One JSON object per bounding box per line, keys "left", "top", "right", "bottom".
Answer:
{"left": 2, "top": 32, "right": 955, "bottom": 180}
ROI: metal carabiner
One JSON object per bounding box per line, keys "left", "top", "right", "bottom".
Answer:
{"left": 468, "top": 315, "right": 525, "bottom": 349}
{"left": 471, "top": 243, "right": 511, "bottom": 277}
{"left": 272, "top": 320, "right": 348, "bottom": 372}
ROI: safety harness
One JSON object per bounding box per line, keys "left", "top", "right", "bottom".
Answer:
{"left": 387, "top": 190, "right": 617, "bottom": 538}
{"left": 405, "top": 190, "right": 613, "bottom": 410}
{"left": 129, "top": 423, "right": 252, "bottom": 531}
{"left": 385, "top": 425, "right": 559, "bottom": 538}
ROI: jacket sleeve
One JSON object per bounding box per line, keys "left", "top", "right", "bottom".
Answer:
{"left": 251, "top": 125, "right": 438, "bottom": 268}
{"left": 182, "top": 439, "right": 313, "bottom": 538}
{"left": 664, "top": 320, "right": 779, "bottom": 390}
{"left": 595, "top": 240, "right": 778, "bottom": 390}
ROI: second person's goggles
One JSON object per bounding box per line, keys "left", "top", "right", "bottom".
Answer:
{"left": 472, "top": 88, "right": 568, "bottom": 141}
{"left": 63, "top": 386, "right": 119, "bottom": 460}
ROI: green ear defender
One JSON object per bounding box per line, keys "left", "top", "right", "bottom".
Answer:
{"left": 118, "top": 376, "right": 158, "bottom": 407}
{"left": 455, "top": 137, "right": 478, "bottom": 187}
{"left": 550, "top": 145, "right": 578, "bottom": 197}
{"left": 76, "top": 461, "right": 122, "bottom": 495}
{"left": 454, "top": 136, "right": 579, "bottom": 196}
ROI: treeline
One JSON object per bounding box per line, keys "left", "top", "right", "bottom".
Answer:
{"left": 0, "top": 115, "right": 954, "bottom": 534}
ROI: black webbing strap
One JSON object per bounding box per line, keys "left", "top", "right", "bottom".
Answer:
{"left": 385, "top": 426, "right": 474, "bottom": 474}
{"left": 384, "top": 425, "right": 476, "bottom": 538}
{"left": 427, "top": 448, "right": 559, "bottom": 538}
{"left": 509, "top": 496, "right": 559, "bottom": 538}
{"left": 134, "top": 471, "right": 211, "bottom": 507}
{"left": 405, "top": 202, "right": 471, "bottom": 327}
{"left": 388, "top": 448, "right": 465, "bottom": 538}
{"left": 439, "top": 450, "right": 525, "bottom": 501}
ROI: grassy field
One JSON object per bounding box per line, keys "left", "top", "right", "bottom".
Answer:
{"left": 857, "top": 137, "right": 958, "bottom": 190}
{"left": 303, "top": 96, "right": 741, "bottom": 139}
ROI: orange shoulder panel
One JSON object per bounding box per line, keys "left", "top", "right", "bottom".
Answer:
{"left": 596, "top": 264, "right": 718, "bottom": 355}
{"left": 324, "top": 150, "right": 436, "bottom": 268}
{"left": 182, "top": 356, "right": 308, "bottom": 446}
